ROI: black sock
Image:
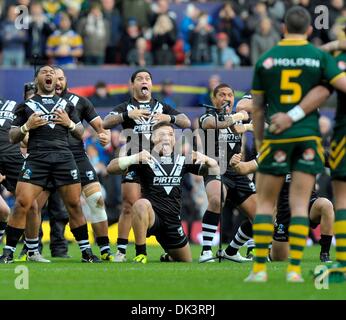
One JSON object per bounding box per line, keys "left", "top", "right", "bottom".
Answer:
{"left": 4, "top": 225, "right": 24, "bottom": 253}
{"left": 25, "top": 237, "right": 39, "bottom": 256}
{"left": 71, "top": 224, "right": 90, "bottom": 253}
{"left": 117, "top": 238, "right": 128, "bottom": 254}
{"left": 96, "top": 236, "right": 110, "bottom": 255}
{"left": 319, "top": 234, "right": 332, "bottom": 254}
{"left": 226, "top": 220, "right": 253, "bottom": 256}
{"left": 201, "top": 210, "right": 220, "bottom": 252}
{"left": 0, "top": 221, "right": 7, "bottom": 241}
{"left": 135, "top": 244, "right": 146, "bottom": 256}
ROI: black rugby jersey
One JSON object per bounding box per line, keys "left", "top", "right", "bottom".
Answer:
{"left": 63, "top": 91, "right": 99, "bottom": 155}
{"left": 132, "top": 153, "right": 200, "bottom": 225}
{"left": 109, "top": 97, "right": 179, "bottom": 150}
{"left": 12, "top": 94, "right": 81, "bottom": 153}
{"left": 0, "top": 98, "right": 20, "bottom": 154}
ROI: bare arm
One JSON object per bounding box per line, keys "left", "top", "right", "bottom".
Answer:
{"left": 70, "top": 123, "right": 84, "bottom": 140}
{"left": 103, "top": 109, "right": 151, "bottom": 129}
{"left": 201, "top": 111, "right": 249, "bottom": 129}
{"left": 193, "top": 151, "right": 220, "bottom": 176}
{"left": 89, "top": 117, "right": 111, "bottom": 147}
{"left": 252, "top": 93, "right": 265, "bottom": 151}
{"left": 152, "top": 113, "right": 191, "bottom": 128}
{"left": 320, "top": 40, "right": 346, "bottom": 52}
{"left": 269, "top": 85, "right": 331, "bottom": 135}
{"left": 107, "top": 150, "right": 151, "bottom": 175}
{"left": 174, "top": 114, "right": 191, "bottom": 128}
{"left": 9, "top": 112, "right": 48, "bottom": 144}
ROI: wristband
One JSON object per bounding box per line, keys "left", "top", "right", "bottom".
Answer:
{"left": 118, "top": 154, "right": 138, "bottom": 170}
{"left": 68, "top": 121, "right": 76, "bottom": 131}
{"left": 169, "top": 115, "right": 176, "bottom": 124}
{"left": 20, "top": 124, "right": 29, "bottom": 135}
{"left": 122, "top": 111, "right": 130, "bottom": 121}
{"left": 287, "top": 105, "right": 305, "bottom": 122}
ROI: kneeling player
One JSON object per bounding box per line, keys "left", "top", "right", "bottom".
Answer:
{"left": 231, "top": 155, "right": 334, "bottom": 263}
{"left": 271, "top": 174, "right": 333, "bottom": 263}
{"left": 107, "top": 123, "right": 219, "bottom": 263}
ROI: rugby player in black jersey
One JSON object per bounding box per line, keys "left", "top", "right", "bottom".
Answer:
{"left": 103, "top": 69, "right": 191, "bottom": 262}
{"left": 0, "top": 65, "right": 99, "bottom": 263}
{"left": 0, "top": 92, "right": 50, "bottom": 262}
{"left": 54, "top": 66, "right": 114, "bottom": 261}
{"left": 230, "top": 155, "right": 334, "bottom": 263}
{"left": 198, "top": 84, "right": 255, "bottom": 263}
{"left": 107, "top": 122, "right": 219, "bottom": 263}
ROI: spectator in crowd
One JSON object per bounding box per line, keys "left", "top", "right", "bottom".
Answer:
{"left": 198, "top": 74, "right": 221, "bottom": 106}
{"left": 266, "top": 0, "right": 286, "bottom": 21}
{"left": 101, "top": 0, "right": 123, "bottom": 64}
{"left": 156, "top": 78, "right": 180, "bottom": 109}
{"left": 46, "top": 13, "right": 83, "bottom": 67}
{"left": 41, "top": 0, "right": 66, "bottom": 24}
{"left": 89, "top": 81, "right": 118, "bottom": 108}
{"left": 180, "top": 3, "right": 200, "bottom": 58}
{"left": 151, "top": 14, "right": 177, "bottom": 65}
{"left": 0, "top": 5, "right": 28, "bottom": 67}
{"left": 120, "top": 0, "right": 153, "bottom": 30}
{"left": 27, "top": 1, "right": 55, "bottom": 66}
{"left": 152, "top": 0, "right": 177, "bottom": 25}
{"left": 127, "top": 37, "right": 153, "bottom": 67}
{"left": 237, "top": 42, "right": 252, "bottom": 66}
{"left": 211, "top": 32, "right": 240, "bottom": 69}
{"left": 77, "top": 2, "right": 110, "bottom": 65}
{"left": 245, "top": 1, "right": 269, "bottom": 36}
{"left": 250, "top": 17, "right": 280, "bottom": 65}
{"left": 189, "top": 13, "right": 215, "bottom": 65}
{"left": 217, "top": 2, "right": 245, "bottom": 48}
{"left": 119, "top": 18, "right": 142, "bottom": 64}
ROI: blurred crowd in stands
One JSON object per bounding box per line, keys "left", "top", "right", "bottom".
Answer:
{"left": 0, "top": 0, "right": 345, "bottom": 68}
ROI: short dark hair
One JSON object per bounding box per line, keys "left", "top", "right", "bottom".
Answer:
{"left": 130, "top": 69, "right": 152, "bottom": 83}
{"left": 34, "top": 65, "right": 55, "bottom": 77}
{"left": 213, "top": 83, "right": 233, "bottom": 97}
{"left": 152, "top": 122, "right": 174, "bottom": 132}
{"left": 53, "top": 65, "right": 65, "bottom": 74}
{"left": 284, "top": 6, "right": 311, "bottom": 34}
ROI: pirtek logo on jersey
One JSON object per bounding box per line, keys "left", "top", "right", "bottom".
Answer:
{"left": 149, "top": 155, "right": 185, "bottom": 195}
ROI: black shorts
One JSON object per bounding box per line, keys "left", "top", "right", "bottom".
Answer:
{"left": 273, "top": 191, "right": 319, "bottom": 242}
{"left": 121, "top": 165, "right": 140, "bottom": 184}
{"left": 224, "top": 170, "right": 256, "bottom": 206}
{"left": 0, "top": 153, "right": 26, "bottom": 192}
{"left": 18, "top": 152, "right": 80, "bottom": 188}
{"left": 147, "top": 213, "right": 188, "bottom": 250}
{"left": 74, "top": 152, "right": 99, "bottom": 186}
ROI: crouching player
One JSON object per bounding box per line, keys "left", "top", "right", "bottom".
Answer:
{"left": 107, "top": 122, "right": 219, "bottom": 263}
{"left": 230, "top": 153, "right": 334, "bottom": 263}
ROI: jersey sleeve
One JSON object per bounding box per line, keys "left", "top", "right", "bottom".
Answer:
{"left": 322, "top": 51, "right": 346, "bottom": 84}
{"left": 67, "top": 103, "right": 82, "bottom": 125}
{"left": 80, "top": 97, "right": 99, "bottom": 123}
{"left": 11, "top": 103, "right": 27, "bottom": 127}
{"left": 109, "top": 103, "right": 127, "bottom": 116}
{"left": 184, "top": 163, "right": 202, "bottom": 175}
{"left": 199, "top": 112, "right": 213, "bottom": 128}
{"left": 162, "top": 103, "right": 180, "bottom": 115}
{"left": 251, "top": 60, "right": 265, "bottom": 95}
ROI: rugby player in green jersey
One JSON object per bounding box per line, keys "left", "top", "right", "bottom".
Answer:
{"left": 245, "top": 6, "right": 346, "bottom": 283}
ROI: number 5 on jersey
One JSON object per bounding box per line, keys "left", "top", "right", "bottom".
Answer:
{"left": 280, "top": 69, "right": 302, "bottom": 104}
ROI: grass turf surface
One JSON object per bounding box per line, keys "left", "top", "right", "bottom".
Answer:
{"left": 0, "top": 243, "right": 345, "bottom": 300}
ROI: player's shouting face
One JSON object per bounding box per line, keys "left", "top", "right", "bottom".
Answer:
{"left": 152, "top": 124, "right": 175, "bottom": 156}
{"left": 132, "top": 71, "right": 153, "bottom": 100}
{"left": 36, "top": 66, "right": 56, "bottom": 95}
{"left": 55, "top": 68, "right": 67, "bottom": 96}
{"left": 212, "top": 86, "right": 234, "bottom": 112}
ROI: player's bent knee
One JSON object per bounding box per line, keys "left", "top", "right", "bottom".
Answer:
{"left": 85, "top": 191, "right": 107, "bottom": 223}
{"left": 133, "top": 199, "right": 151, "bottom": 215}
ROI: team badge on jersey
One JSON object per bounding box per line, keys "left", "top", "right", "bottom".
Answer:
{"left": 23, "top": 168, "right": 32, "bottom": 180}
{"left": 302, "top": 148, "right": 315, "bottom": 161}
{"left": 274, "top": 150, "right": 287, "bottom": 163}
{"left": 70, "top": 169, "right": 78, "bottom": 180}
{"left": 263, "top": 57, "right": 274, "bottom": 69}
{"left": 86, "top": 171, "right": 94, "bottom": 180}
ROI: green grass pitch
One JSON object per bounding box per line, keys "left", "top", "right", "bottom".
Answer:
{"left": 0, "top": 243, "right": 345, "bottom": 300}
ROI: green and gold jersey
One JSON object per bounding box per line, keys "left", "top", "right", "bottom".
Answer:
{"left": 252, "top": 38, "right": 344, "bottom": 140}
{"left": 334, "top": 51, "right": 346, "bottom": 129}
